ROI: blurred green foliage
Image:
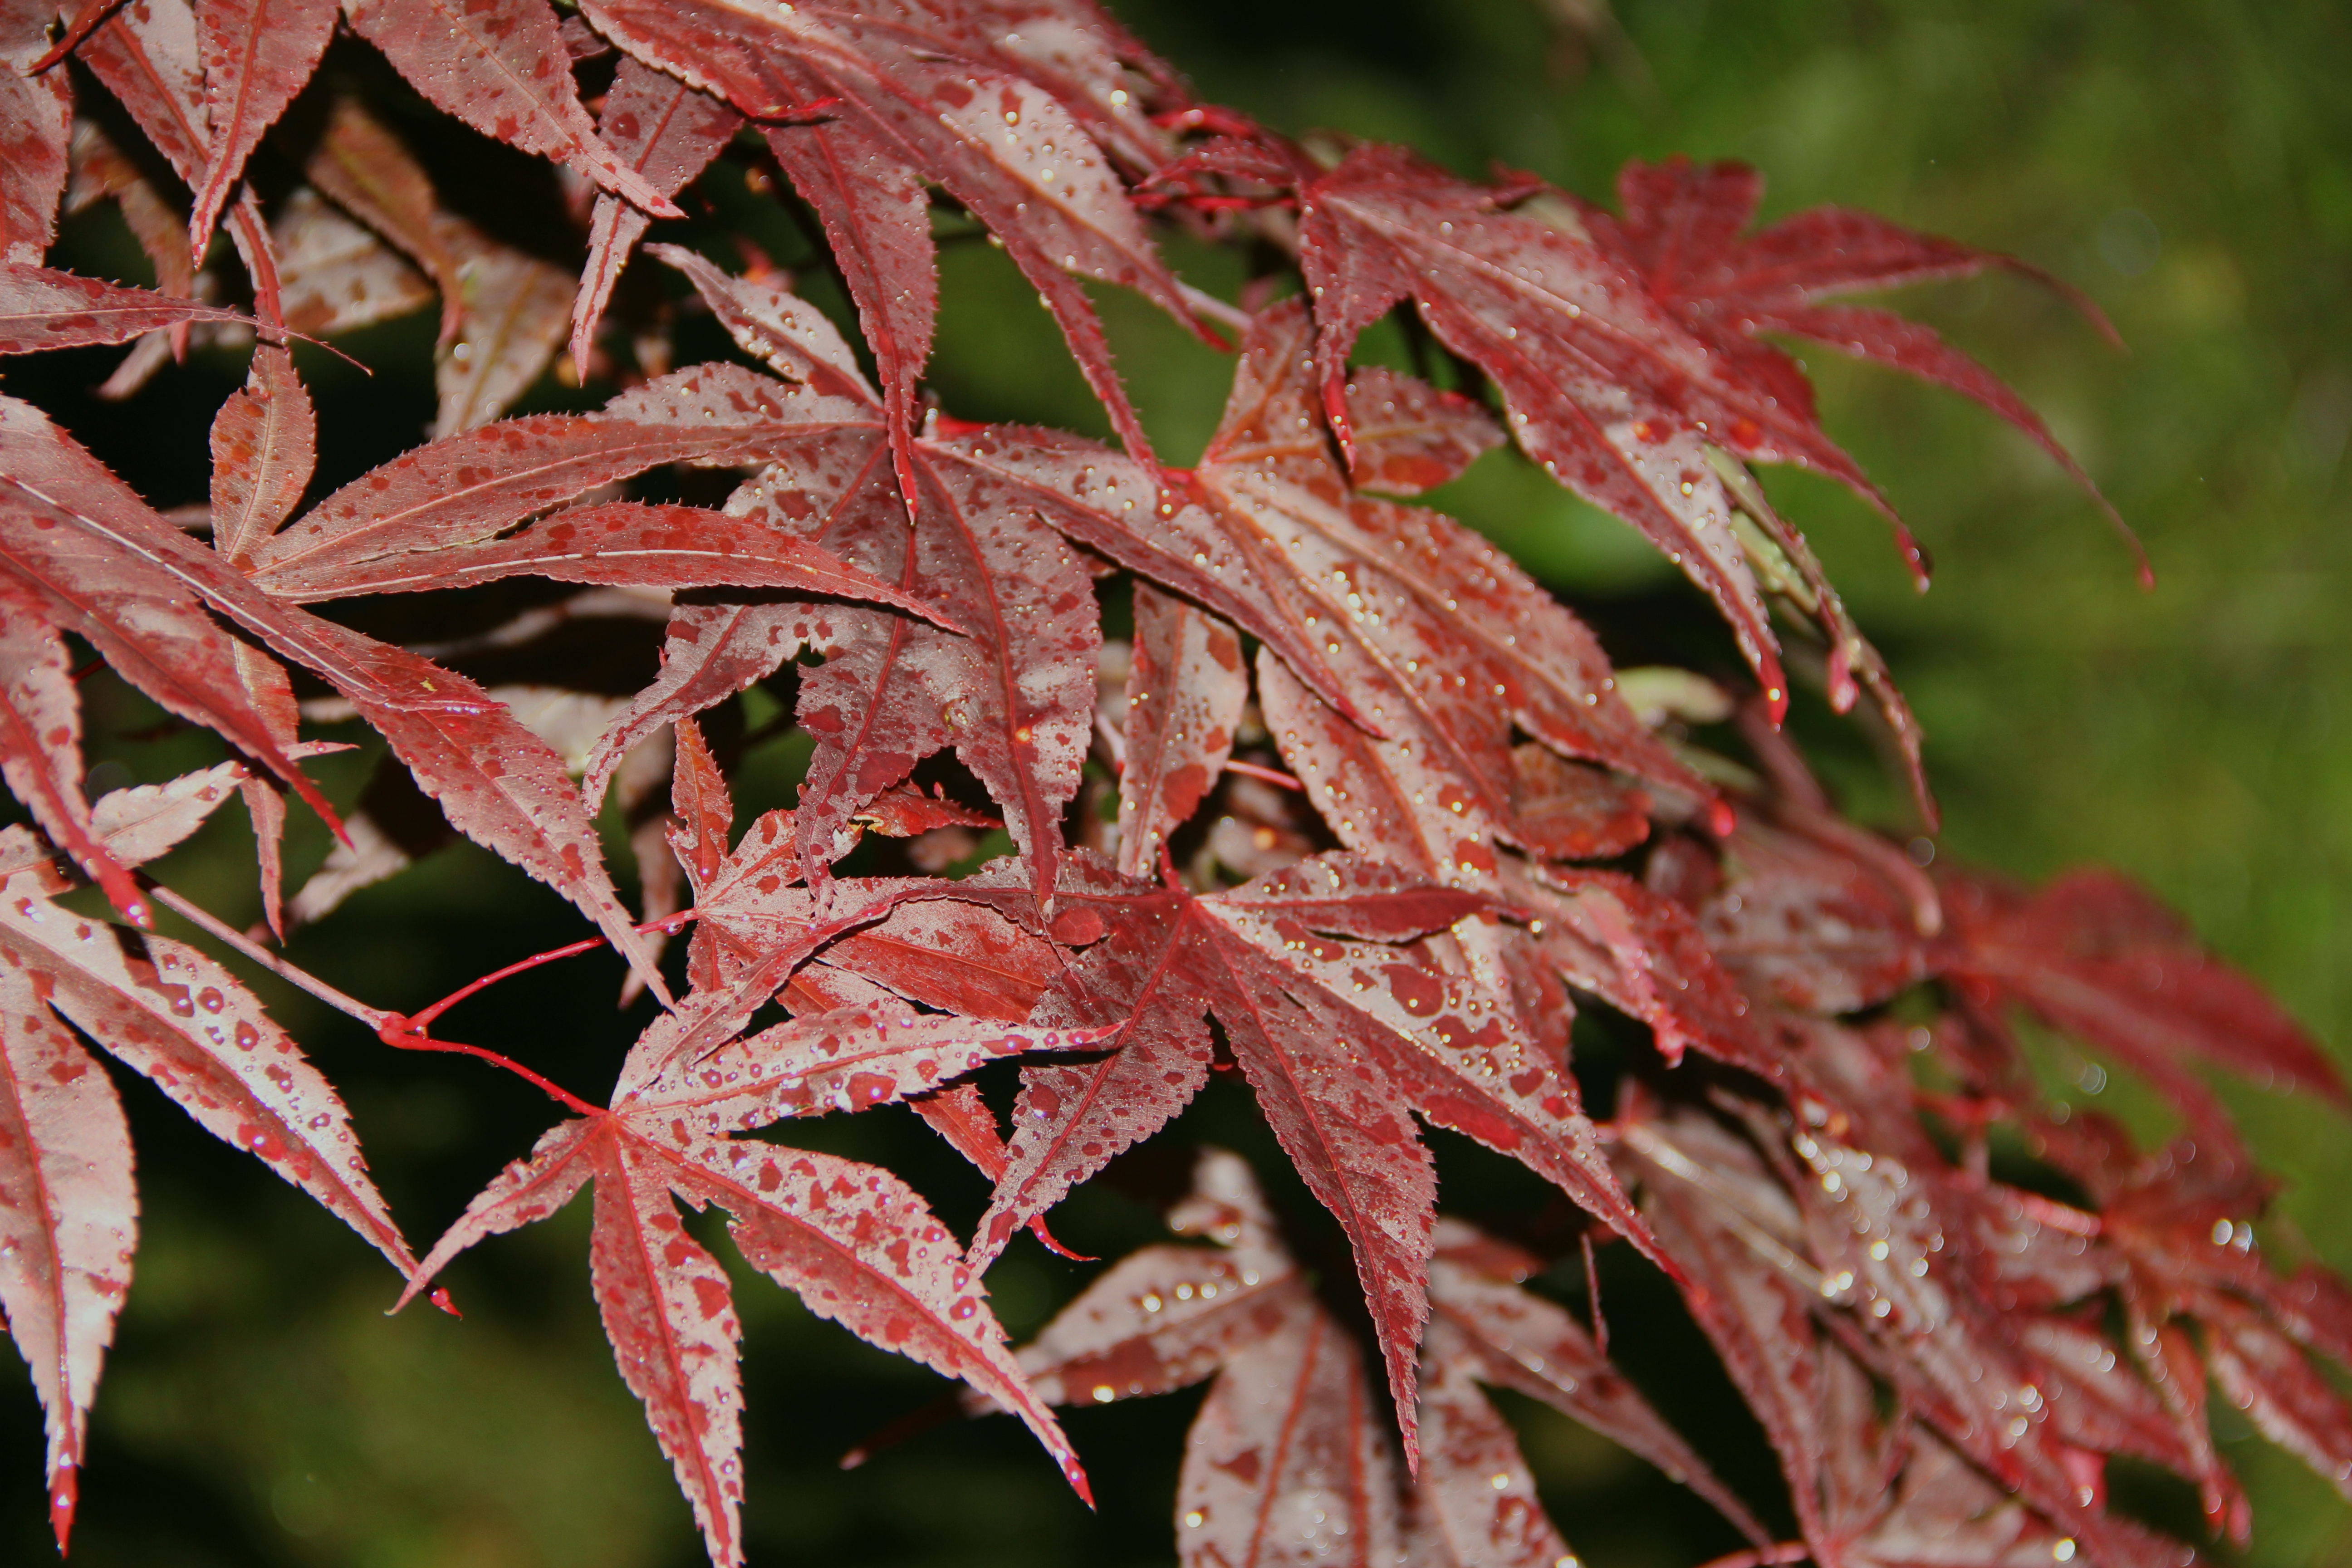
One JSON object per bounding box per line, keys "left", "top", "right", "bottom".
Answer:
{"left": 3, "top": 0, "right": 2347, "bottom": 1563}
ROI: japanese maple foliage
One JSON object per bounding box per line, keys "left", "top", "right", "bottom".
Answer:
{"left": 0, "top": 0, "right": 2337, "bottom": 1563}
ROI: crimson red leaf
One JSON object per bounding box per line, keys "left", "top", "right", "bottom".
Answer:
{"left": 1407, "top": 1335, "right": 1580, "bottom": 1568}
{"left": 1943, "top": 868, "right": 2347, "bottom": 1114}
{"left": 1005, "top": 1150, "right": 1306, "bottom": 1409}
{"left": 2206, "top": 1301, "right": 2352, "bottom": 1501}
{"left": 583, "top": 601, "right": 827, "bottom": 813}
{"left": 665, "top": 1136, "right": 1087, "bottom": 1502}
{"left": 0, "top": 395, "right": 328, "bottom": 822}
{"left": 1192, "top": 303, "right": 1703, "bottom": 884}
{"left": 299, "top": 94, "right": 468, "bottom": 336}
{"left": 1295, "top": 146, "right": 1792, "bottom": 703}
{"left": 1701, "top": 807, "right": 1939, "bottom": 1015}
{"left": 0, "top": 0, "right": 70, "bottom": 265}
{"left": 0, "top": 584, "right": 147, "bottom": 921}
{"left": 1117, "top": 582, "right": 1244, "bottom": 878}
{"left": 1426, "top": 1219, "right": 1766, "bottom": 1539}
{"left": 289, "top": 618, "right": 671, "bottom": 1000}
{"left": 572, "top": 61, "right": 741, "bottom": 369}
{"left": 1181, "top": 1300, "right": 1402, "bottom": 1566}
{"left": 83, "top": 759, "right": 250, "bottom": 869}
{"left": 433, "top": 238, "right": 576, "bottom": 436}
{"left": 76, "top": 0, "right": 289, "bottom": 316}
{"left": 582, "top": 0, "right": 1205, "bottom": 473}
{"left": 1583, "top": 156, "right": 2139, "bottom": 578}
{"left": 667, "top": 715, "right": 733, "bottom": 891}
{"left": 248, "top": 364, "right": 858, "bottom": 595}
{"left": 0, "top": 261, "right": 257, "bottom": 354}
{"left": 757, "top": 119, "right": 937, "bottom": 506}
{"left": 1517, "top": 865, "right": 1775, "bottom": 1078}
{"left": 0, "top": 854, "right": 417, "bottom": 1276}
{"left": 627, "top": 1001, "right": 1104, "bottom": 1139}
{"left": 0, "top": 964, "right": 136, "bottom": 1552}
{"left": 270, "top": 186, "right": 436, "bottom": 338}
{"left": 189, "top": 0, "right": 338, "bottom": 252}
{"left": 340, "top": 0, "right": 683, "bottom": 217}
{"left": 1505, "top": 747, "right": 1650, "bottom": 862}
{"left": 1340, "top": 367, "right": 1504, "bottom": 497}
{"left": 852, "top": 784, "right": 1000, "bottom": 838}
{"left": 589, "top": 1129, "right": 746, "bottom": 1566}
{"left": 208, "top": 343, "right": 315, "bottom": 565}
{"left": 403, "top": 1103, "right": 1091, "bottom": 1547}
{"left": 263, "top": 499, "right": 962, "bottom": 616}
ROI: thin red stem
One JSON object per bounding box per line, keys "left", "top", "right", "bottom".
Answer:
{"left": 374, "top": 1024, "right": 602, "bottom": 1117}
{"left": 146, "top": 882, "right": 394, "bottom": 1030}
{"left": 408, "top": 910, "right": 700, "bottom": 1032}
{"left": 409, "top": 934, "right": 609, "bottom": 1032}
{"left": 1223, "top": 759, "right": 1304, "bottom": 792}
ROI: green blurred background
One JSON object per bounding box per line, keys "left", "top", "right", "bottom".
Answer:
{"left": 5, "top": 0, "right": 2349, "bottom": 1563}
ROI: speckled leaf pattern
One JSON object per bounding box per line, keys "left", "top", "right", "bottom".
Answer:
{"left": 83, "top": 760, "right": 249, "bottom": 869}
{"left": 0, "top": 583, "right": 147, "bottom": 921}
{"left": 340, "top": 0, "right": 680, "bottom": 216}
{"left": 0, "top": 0, "right": 70, "bottom": 265}
{"left": 266, "top": 499, "right": 951, "bottom": 610}
{"left": 1295, "top": 146, "right": 1792, "bottom": 707}
{"left": 1198, "top": 303, "right": 1702, "bottom": 883}
{"left": 589, "top": 1129, "right": 747, "bottom": 1568}
{"left": 293, "top": 617, "right": 671, "bottom": 1000}
{"left": 663, "top": 1136, "right": 1086, "bottom": 1502}
{"left": 1117, "top": 582, "right": 1245, "bottom": 878}
{"left": 250, "top": 363, "right": 820, "bottom": 591}
{"left": 1, "top": 5, "right": 2341, "bottom": 1563}
{"left": 269, "top": 186, "right": 435, "bottom": 338}
{"left": 580, "top": 0, "right": 1196, "bottom": 470}
{"left": 573, "top": 61, "right": 740, "bottom": 368}
{"left": 1182, "top": 1304, "right": 1403, "bottom": 1568}
{"left": 0, "top": 857, "right": 416, "bottom": 1275}
{"left": 0, "top": 963, "right": 135, "bottom": 1550}
{"left": 1404, "top": 1342, "right": 1575, "bottom": 1568}
{"left": 208, "top": 344, "right": 314, "bottom": 565}
{"left": 299, "top": 94, "right": 468, "bottom": 335}
{"left": 189, "top": 0, "right": 338, "bottom": 251}
{"left": 1578, "top": 156, "right": 2132, "bottom": 571}
{"left": 582, "top": 599, "right": 826, "bottom": 811}
{"left": 1425, "top": 1221, "right": 1764, "bottom": 1539}
{"left": 0, "top": 397, "right": 327, "bottom": 819}
{"left": 628, "top": 1002, "right": 1110, "bottom": 1138}
{"left": 1338, "top": 367, "right": 1504, "bottom": 497}
{"left": 0, "top": 262, "right": 255, "bottom": 353}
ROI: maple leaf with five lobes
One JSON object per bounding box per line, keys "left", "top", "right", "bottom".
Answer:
{"left": 399, "top": 993, "right": 1098, "bottom": 1568}
{"left": 577, "top": 0, "right": 1210, "bottom": 503}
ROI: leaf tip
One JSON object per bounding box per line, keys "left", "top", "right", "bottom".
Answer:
{"left": 47, "top": 1465, "right": 76, "bottom": 1554}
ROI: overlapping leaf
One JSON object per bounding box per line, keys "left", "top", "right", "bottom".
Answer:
{"left": 987, "top": 1150, "right": 1751, "bottom": 1567}
{"left": 578, "top": 0, "right": 1199, "bottom": 491}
